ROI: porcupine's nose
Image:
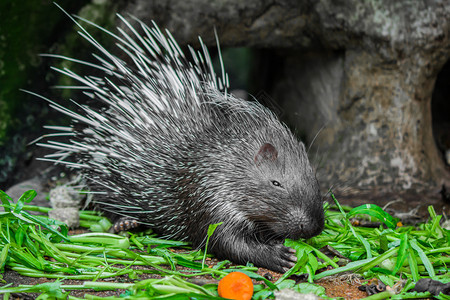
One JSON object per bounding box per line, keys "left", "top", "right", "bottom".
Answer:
{"left": 288, "top": 204, "right": 324, "bottom": 240}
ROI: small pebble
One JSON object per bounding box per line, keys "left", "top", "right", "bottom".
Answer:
{"left": 274, "top": 289, "right": 319, "bottom": 300}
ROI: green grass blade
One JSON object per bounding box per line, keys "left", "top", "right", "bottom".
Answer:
{"left": 0, "top": 244, "right": 9, "bottom": 271}
{"left": 0, "top": 190, "right": 13, "bottom": 212}
{"left": 410, "top": 239, "right": 436, "bottom": 278}
{"left": 347, "top": 204, "right": 398, "bottom": 229}
{"left": 314, "top": 257, "right": 375, "bottom": 280}
{"left": 69, "top": 232, "right": 130, "bottom": 249}
{"left": 392, "top": 232, "right": 409, "bottom": 275}
{"left": 14, "top": 190, "right": 37, "bottom": 213}
{"left": 356, "top": 232, "right": 373, "bottom": 259}
{"left": 407, "top": 244, "right": 420, "bottom": 281}
{"left": 202, "top": 222, "right": 222, "bottom": 269}
{"left": 13, "top": 211, "right": 69, "bottom": 242}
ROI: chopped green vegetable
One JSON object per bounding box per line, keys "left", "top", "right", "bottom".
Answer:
{"left": 1, "top": 189, "right": 449, "bottom": 299}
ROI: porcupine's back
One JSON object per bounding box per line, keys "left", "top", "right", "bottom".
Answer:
{"left": 38, "top": 13, "right": 324, "bottom": 253}
{"left": 37, "top": 15, "right": 231, "bottom": 222}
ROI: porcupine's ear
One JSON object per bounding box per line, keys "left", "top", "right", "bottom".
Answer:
{"left": 254, "top": 143, "right": 278, "bottom": 166}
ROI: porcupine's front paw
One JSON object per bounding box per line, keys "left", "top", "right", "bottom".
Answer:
{"left": 266, "top": 244, "right": 297, "bottom": 273}
{"left": 209, "top": 233, "right": 298, "bottom": 273}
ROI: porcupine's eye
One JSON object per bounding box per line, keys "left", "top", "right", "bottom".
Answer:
{"left": 271, "top": 180, "right": 282, "bottom": 187}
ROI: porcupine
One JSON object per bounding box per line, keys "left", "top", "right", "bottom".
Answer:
{"left": 36, "top": 12, "right": 325, "bottom": 273}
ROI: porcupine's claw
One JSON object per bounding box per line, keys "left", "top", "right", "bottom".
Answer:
{"left": 111, "top": 217, "right": 140, "bottom": 233}
{"left": 271, "top": 244, "right": 298, "bottom": 273}
{"left": 207, "top": 227, "right": 298, "bottom": 273}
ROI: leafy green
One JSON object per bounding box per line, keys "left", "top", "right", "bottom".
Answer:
{"left": 202, "top": 222, "right": 222, "bottom": 269}
{"left": 1, "top": 189, "right": 449, "bottom": 299}
{"left": 348, "top": 204, "right": 399, "bottom": 229}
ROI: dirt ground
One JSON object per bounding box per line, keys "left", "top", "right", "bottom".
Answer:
{"left": 2, "top": 257, "right": 369, "bottom": 299}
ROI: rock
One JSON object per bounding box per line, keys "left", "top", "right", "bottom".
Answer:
{"left": 121, "top": 0, "right": 450, "bottom": 195}
{"left": 4, "top": 177, "right": 49, "bottom": 210}
{"left": 48, "top": 207, "right": 80, "bottom": 228}
{"left": 46, "top": 184, "right": 84, "bottom": 228}
{"left": 49, "top": 185, "right": 84, "bottom": 209}
{"left": 6, "top": 1, "right": 449, "bottom": 198}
